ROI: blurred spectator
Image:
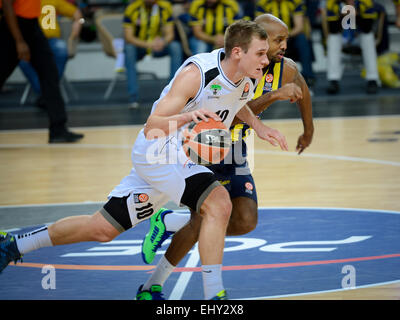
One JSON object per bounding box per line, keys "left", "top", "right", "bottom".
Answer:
{"left": 323, "top": 0, "right": 379, "bottom": 94}
{"left": 123, "top": 0, "right": 183, "bottom": 108}
{"left": 188, "top": 0, "right": 242, "bottom": 54}
{"left": 362, "top": 2, "right": 400, "bottom": 89}
{"left": 395, "top": 0, "right": 400, "bottom": 28}
{"left": 237, "top": 0, "right": 256, "bottom": 20}
{"left": 171, "top": 0, "right": 193, "bottom": 59}
{"left": 0, "top": 0, "right": 84, "bottom": 143}
{"left": 255, "top": 0, "right": 316, "bottom": 89}
{"left": 19, "top": 0, "right": 83, "bottom": 104}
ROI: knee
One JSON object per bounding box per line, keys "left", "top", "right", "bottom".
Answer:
{"left": 88, "top": 212, "right": 119, "bottom": 243}
{"left": 200, "top": 187, "right": 232, "bottom": 224}
{"left": 227, "top": 208, "right": 257, "bottom": 236}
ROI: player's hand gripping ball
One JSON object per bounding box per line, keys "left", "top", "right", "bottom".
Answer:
{"left": 182, "top": 118, "right": 231, "bottom": 165}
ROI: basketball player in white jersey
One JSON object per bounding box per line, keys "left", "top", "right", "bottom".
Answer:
{"left": 0, "top": 20, "right": 288, "bottom": 300}
{"left": 136, "top": 14, "right": 313, "bottom": 300}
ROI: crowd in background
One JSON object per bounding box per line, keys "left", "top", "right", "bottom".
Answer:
{"left": 2, "top": 0, "right": 400, "bottom": 111}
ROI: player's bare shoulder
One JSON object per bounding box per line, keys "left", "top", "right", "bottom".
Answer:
{"left": 283, "top": 57, "right": 307, "bottom": 86}
{"left": 169, "top": 63, "right": 201, "bottom": 98}
{"left": 282, "top": 57, "right": 299, "bottom": 82}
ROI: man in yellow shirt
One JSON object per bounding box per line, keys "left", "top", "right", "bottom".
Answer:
{"left": 324, "top": 0, "right": 379, "bottom": 94}
{"left": 188, "top": 0, "right": 241, "bottom": 54}
{"left": 123, "top": 0, "right": 183, "bottom": 108}
{"left": 255, "top": 0, "right": 316, "bottom": 89}
{"left": 19, "top": 0, "right": 83, "bottom": 97}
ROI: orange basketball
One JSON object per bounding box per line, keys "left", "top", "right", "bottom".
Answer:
{"left": 182, "top": 118, "right": 231, "bottom": 165}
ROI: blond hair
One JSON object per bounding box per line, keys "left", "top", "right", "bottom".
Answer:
{"left": 224, "top": 20, "right": 268, "bottom": 58}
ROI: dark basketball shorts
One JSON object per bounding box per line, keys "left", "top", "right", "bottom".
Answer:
{"left": 100, "top": 172, "right": 221, "bottom": 232}
{"left": 208, "top": 163, "right": 258, "bottom": 204}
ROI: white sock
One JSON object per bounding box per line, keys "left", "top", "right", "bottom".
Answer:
{"left": 164, "top": 212, "right": 190, "bottom": 233}
{"left": 327, "top": 33, "right": 343, "bottom": 80}
{"left": 142, "top": 255, "right": 175, "bottom": 291}
{"left": 201, "top": 264, "right": 224, "bottom": 300}
{"left": 360, "top": 32, "right": 379, "bottom": 81}
{"left": 15, "top": 226, "right": 53, "bottom": 255}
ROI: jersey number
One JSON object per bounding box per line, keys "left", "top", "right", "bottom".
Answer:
{"left": 216, "top": 109, "right": 229, "bottom": 122}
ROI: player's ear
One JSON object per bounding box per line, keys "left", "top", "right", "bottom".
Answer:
{"left": 230, "top": 46, "right": 242, "bottom": 60}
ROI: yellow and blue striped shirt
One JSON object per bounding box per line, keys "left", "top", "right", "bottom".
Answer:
{"left": 123, "top": 0, "right": 174, "bottom": 41}
{"left": 189, "top": 0, "right": 241, "bottom": 36}
{"left": 255, "top": 0, "right": 305, "bottom": 32}
{"left": 325, "top": 0, "right": 378, "bottom": 21}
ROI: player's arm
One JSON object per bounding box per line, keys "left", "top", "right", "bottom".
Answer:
{"left": 288, "top": 60, "right": 314, "bottom": 154}
{"left": 2, "top": 0, "right": 30, "bottom": 61}
{"left": 144, "top": 64, "right": 220, "bottom": 139}
{"left": 236, "top": 104, "right": 288, "bottom": 151}
{"left": 243, "top": 82, "right": 302, "bottom": 117}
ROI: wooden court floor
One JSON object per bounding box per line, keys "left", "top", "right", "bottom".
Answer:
{"left": 0, "top": 115, "right": 399, "bottom": 299}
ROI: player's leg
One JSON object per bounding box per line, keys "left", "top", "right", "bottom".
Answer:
{"left": 138, "top": 170, "right": 259, "bottom": 299}
{"left": 137, "top": 209, "right": 202, "bottom": 300}
{"left": 138, "top": 171, "right": 230, "bottom": 300}
{"left": 226, "top": 197, "right": 258, "bottom": 235}
{"left": 48, "top": 211, "right": 120, "bottom": 246}
{"left": 196, "top": 184, "right": 231, "bottom": 300}
{"left": 0, "top": 211, "right": 120, "bottom": 273}
{"left": 0, "top": 196, "right": 133, "bottom": 273}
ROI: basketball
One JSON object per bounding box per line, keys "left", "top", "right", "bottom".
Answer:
{"left": 182, "top": 118, "right": 231, "bottom": 165}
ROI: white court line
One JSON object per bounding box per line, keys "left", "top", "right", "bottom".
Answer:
{"left": 0, "top": 201, "right": 104, "bottom": 209}
{"left": 169, "top": 245, "right": 200, "bottom": 300}
{"left": 0, "top": 143, "right": 132, "bottom": 150}
{"left": 236, "top": 279, "right": 400, "bottom": 300}
{"left": 0, "top": 124, "right": 144, "bottom": 134}
{"left": 254, "top": 150, "right": 400, "bottom": 167}
{"left": 0, "top": 114, "right": 399, "bottom": 134}
{"left": 0, "top": 142, "right": 399, "bottom": 167}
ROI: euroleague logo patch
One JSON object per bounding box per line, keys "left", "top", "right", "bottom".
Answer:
{"left": 265, "top": 73, "right": 273, "bottom": 83}
{"left": 245, "top": 182, "right": 253, "bottom": 194}
{"left": 133, "top": 193, "right": 149, "bottom": 203}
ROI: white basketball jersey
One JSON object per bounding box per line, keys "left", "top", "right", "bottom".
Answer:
{"left": 150, "top": 48, "right": 257, "bottom": 129}
{"left": 108, "top": 49, "right": 258, "bottom": 208}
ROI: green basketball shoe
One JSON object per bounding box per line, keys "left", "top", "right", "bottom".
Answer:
{"left": 210, "top": 289, "right": 228, "bottom": 300}
{"left": 136, "top": 284, "right": 165, "bottom": 300}
{"left": 141, "top": 208, "right": 174, "bottom": 264}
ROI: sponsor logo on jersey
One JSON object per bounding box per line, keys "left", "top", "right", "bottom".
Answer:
{"left": 134, "top": 193, "right": 149, "bottom": 203}
{"left": 208, "top": 83, "right": 221, "bottom": 99}
{"left": 265, "top": 73, "right": 274, "bottom": 83}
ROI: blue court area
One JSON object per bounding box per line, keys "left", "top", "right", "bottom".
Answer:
{"left": 1, "top": 207, "right": 400, "bottom": 300}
